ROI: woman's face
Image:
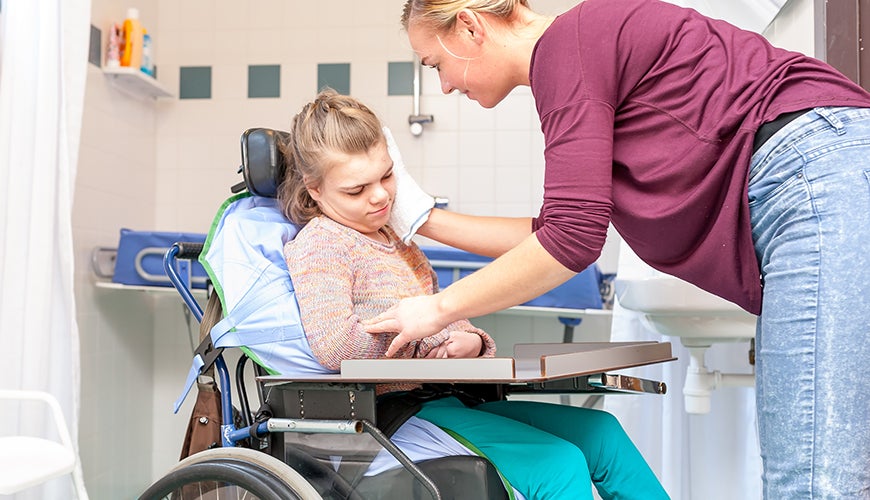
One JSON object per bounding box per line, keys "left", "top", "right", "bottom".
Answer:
{"left": 408, "top": 21, "right": 511, "bottom": 109}
{"left": 307, "top": 140, "right": 396, "bottom": 239}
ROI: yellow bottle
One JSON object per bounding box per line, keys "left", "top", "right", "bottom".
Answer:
{"left": 120, "top": 8, "right": 144, "bottom": 69}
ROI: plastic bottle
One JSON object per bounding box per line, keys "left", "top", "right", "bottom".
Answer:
{"left": 105, "top": 23, "right": 121, "bottom": 68}
{"left": 120, "top": 8, "right": 144, "bottom": 69}
{"left": 140, "top": 30, "right": 154, "bottom": 76}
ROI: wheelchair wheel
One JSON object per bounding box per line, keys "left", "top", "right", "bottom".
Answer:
{"left": 140, "top": 447, "right": 323, "bottom": 500}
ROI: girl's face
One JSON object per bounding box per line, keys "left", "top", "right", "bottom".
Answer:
{"left": 408, "top": 21, "right": 511, "bottom": 109}
{"left": 307, "top": 141, "right": 396, "bottom": 240}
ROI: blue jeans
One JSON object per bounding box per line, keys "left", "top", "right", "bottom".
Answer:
{"left": 748, "top": 106, "right": 870, "bottom": 499}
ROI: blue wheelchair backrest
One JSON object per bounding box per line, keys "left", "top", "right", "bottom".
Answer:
{"left": 175, "top": 128, "right": 332, "bottom": 414}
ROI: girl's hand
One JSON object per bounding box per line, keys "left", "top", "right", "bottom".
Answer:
{"left": 425, "top": 331, "right": 483, "bottom": 359}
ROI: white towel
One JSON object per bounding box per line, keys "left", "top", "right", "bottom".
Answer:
{"left": 384, "top": 127, "right": 434, "bottom": 244}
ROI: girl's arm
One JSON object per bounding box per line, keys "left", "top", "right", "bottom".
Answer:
{"left": 285, "top": 236, "right": 419, "bottom": 370}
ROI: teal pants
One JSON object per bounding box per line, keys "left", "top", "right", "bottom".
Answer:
{"left": 416, "top": 397, "right": 669, "bottom": 500}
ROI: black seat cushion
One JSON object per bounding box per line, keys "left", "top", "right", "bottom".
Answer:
{"left": 354, "top": 455, "right": 509, "bottom": 500}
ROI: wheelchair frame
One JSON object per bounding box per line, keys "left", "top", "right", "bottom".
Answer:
{"left": 139, "top": 127, "right": 674, "bottom": 500}
{"left": 142, "top": 242, "right": 512, "bottom": 500}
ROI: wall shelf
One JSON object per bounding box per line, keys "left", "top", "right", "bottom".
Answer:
{"left": 103, "top": 66, "right": 173, "bottom": 99}
{"left": 95, "top": 281, "right": 206, "bottom": 298}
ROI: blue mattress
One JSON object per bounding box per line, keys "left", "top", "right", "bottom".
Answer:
{"left": 111, "top": 229, "right": 604, "bottom": 307}
{"left": 421, "top": 246, "right": 604, "bottom": 310}
{"left": 113, "top": 228, "right": 209, "bottom": 289}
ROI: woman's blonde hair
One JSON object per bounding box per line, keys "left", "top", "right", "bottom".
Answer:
{"left": 400, "top": 0, "right": 528, "bottom": 31}
{"left": 277, "top": 89, "right": 384, "bottom": 226}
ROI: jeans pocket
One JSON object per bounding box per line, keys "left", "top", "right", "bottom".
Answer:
{"left": 748, "top": 165, "right": 804, "bottom": 207}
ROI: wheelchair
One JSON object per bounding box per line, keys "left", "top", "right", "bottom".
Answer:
{"left": 139, "top": 128, "right": 673, "bottom": 500}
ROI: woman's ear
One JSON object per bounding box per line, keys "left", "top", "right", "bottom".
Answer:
{"left": 456, "top": 9, "right": 486, "bottom": 45}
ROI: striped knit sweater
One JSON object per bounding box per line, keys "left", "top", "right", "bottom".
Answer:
{"left": 283, "top": 216, "right": 497, "bottom": 393}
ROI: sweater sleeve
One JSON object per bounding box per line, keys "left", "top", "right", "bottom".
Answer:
{"left": 284, "top": 229, "right": 416, "bottom": 371}
{"left": 414, "top": 331, "right": 450, "bottom": 358}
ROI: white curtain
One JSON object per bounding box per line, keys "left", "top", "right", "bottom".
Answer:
{"left": 605, "top": 245, "right": 762, "bottom": 499}
{"left": 0, "top": 0, "right": 90, "bottom": 498}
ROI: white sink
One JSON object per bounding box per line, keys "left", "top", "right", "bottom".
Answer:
{"left": 614, "top": 275, "right": 756, "bottom": 347}
{"left": 614, "top": 274, "right": 758, "bottom": 413}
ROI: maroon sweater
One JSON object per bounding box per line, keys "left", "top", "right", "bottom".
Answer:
{"left": 529, "top": 0, "right": 870, "bottom": 314}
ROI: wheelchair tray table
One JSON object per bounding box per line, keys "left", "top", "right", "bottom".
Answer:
{"left": 259, "top": 341, "right": 674, "bottom": 395}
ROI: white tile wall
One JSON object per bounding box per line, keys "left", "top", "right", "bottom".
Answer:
{"left": 458, "top": 98, "right": 498, "bottom": 131}
{"left": 458, "top": 131, "right": 496, "bottom": 166}
{"left": 763, "top": 0, "right": 817, "bottom": 56}
{"left": 73, "top": 0, "right": 815, "bottom": 496}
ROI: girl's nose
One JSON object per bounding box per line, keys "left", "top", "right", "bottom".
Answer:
{"left": 370, "top": 183, "right": 390, "bottom": 203}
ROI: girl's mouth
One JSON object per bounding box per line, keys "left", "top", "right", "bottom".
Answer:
{"left": 371, "top": 204, "right": 390, "bottom": 216}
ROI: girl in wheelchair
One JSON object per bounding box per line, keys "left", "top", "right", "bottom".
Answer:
{"left": 275, "top": 89, "right": 668, "bottom": 500}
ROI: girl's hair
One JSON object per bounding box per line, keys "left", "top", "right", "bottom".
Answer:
{"left": 277, "top": 89, "right": 384, "bottom": 225}
{"left": 400, "top": 0, "right": 528, "bottom": 31}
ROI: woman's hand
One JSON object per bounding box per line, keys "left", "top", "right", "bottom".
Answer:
{"left": 365, "top": 294, "right": 449, "bottom": 357}
{"left": 425, "top": 331, "right": 483, "bottom": 359}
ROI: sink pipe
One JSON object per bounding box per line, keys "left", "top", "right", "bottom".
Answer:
{"left": 683, "top": 345, "right": 755, "bottom": 414}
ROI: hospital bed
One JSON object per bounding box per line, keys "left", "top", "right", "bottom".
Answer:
{"left": 139, "top": 128, "right": 675, "bottom": 500}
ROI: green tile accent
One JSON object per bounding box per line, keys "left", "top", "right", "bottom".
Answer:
{"left": 248, "top": 64, "right": 281, "bottom": 98}
{"left": 89, "top": 25, "right": 101, "bottom": 67}
{"left": 179, "top": 66, "right": 212, "bottom": 99}
{"left": 388, "top": 61, "right": 414, "bottom": 96}
{"left": 317, "top": 63, "right": 350, "bottom": 95}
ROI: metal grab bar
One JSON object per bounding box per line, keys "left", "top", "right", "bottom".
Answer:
{"left": 409, "top": 56, "right": 434, "bottom": 136}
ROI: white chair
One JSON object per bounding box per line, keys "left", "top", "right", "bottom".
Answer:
{"left": 0, "top": 390, "right": 89, "bottom": 499}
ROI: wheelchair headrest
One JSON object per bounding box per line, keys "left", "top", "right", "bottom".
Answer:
{"left": 237, "top": 128, "right": 291, "bottom": 198}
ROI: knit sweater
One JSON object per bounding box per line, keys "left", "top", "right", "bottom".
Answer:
{"left": 283, "top": 216, "right": 497, "bottom": 393}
